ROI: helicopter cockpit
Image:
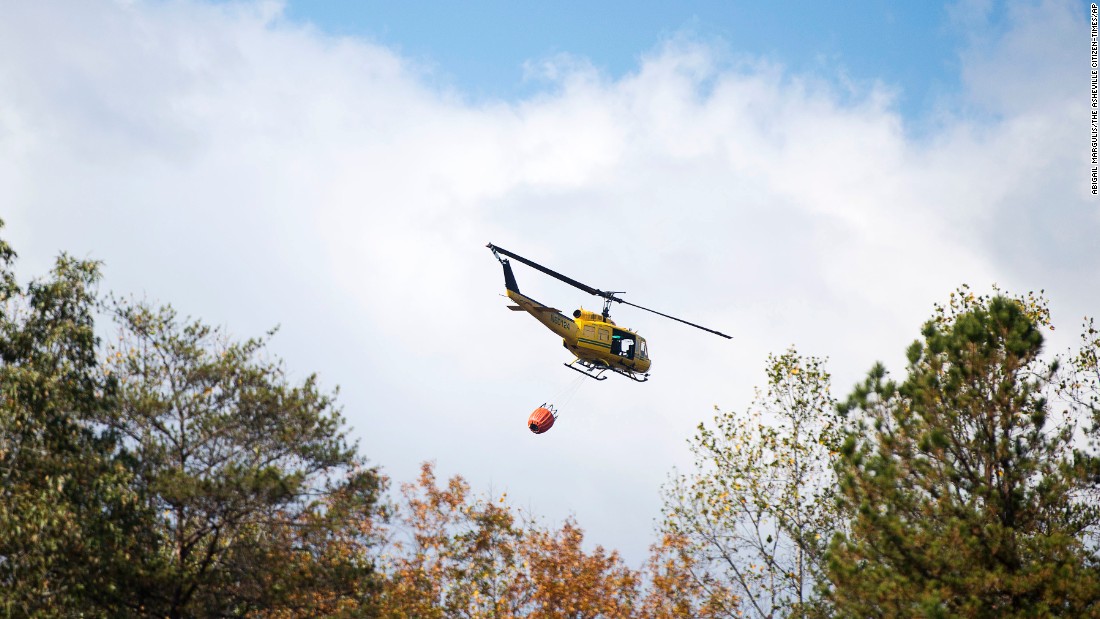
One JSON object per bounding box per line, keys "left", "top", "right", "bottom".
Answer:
{"left": 612, "top": 329, "right": 636, "bottom": 359}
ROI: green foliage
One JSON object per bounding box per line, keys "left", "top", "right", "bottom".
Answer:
{"left": 0, "top": 231, "right": 147, "bottom": 616}
{"left": 0, "top": 219, "right": 387, "bottom": 616}
{"left": 99, "top": 299, "right": 385, "bottom": 616}
{"left": 826, "top": 289, "right": 1100, "bottom": 618}
{"left": 663, "top": 348, "right": 840, "bottom": 618}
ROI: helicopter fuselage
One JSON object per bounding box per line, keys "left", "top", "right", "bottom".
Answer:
{"left": 502, "top": 274, "right": 652, "bottom": 377}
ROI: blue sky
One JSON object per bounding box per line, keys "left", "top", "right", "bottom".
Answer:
{"left": 1, "top": 0, "right": 1092, "bottom": 566}
{"left": 282, "top": 1, "right": 962, "bottom": 117}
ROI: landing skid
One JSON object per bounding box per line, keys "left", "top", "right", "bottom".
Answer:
{"left": 564, "top": 359, "right": 608, "bottom": 381}
{"left": 616, "top": 367, "right": 650, "bottom": 383}
{"left": 564, "top": 358, "right": 649, "bottom": 383}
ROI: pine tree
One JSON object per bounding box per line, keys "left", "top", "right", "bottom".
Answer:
{"left": 825, "top": 293, "right": 1100, "bottom": 618}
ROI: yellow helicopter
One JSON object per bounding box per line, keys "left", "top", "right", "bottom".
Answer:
{"left": 487, "top": 243, "right": 731, "bottom": 382}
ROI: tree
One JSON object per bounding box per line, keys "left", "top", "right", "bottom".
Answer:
{"left": 825, "top": 290, "right": 1100, "bottom": 617}
{"left": 378, "top": 461, "right": 529, "bottom": 618}
{"left": 248, "top": 470, "right": 388, "bottom": 618}
{"left": 0, "top": 230, "right": 155, "bottom": 616}
{"left": 522, "top": 519, "right": 639, "bottom": 619}
{"left": 1069, "top": 316, "right": 1100, "bottom": 520}
{"left": 662, "top": 349, "right": 839, "bottom": 618}
{"left": 100, "top": 299, "right": 385, "bottom": 617}
{"left": 378, "top": 461, "right": 645, "bottom": 619}
{"left": 638, "top": 531, "right": 732, "bottom": 619}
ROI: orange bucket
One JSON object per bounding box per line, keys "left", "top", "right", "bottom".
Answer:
{"left": 528, "top": 405, "right": 557, "bottom": 434}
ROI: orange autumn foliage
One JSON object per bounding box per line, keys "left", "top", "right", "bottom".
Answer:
{"left": 375, "top": 462, "right": 738, "bottom": 619}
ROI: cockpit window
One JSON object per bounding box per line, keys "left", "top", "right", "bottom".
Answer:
{"left": 611, "top": 329, "right": 636, "bottom": 359}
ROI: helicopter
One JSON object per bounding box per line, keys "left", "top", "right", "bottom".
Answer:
{"left": 487, "top": 243, "right": 731, "bottom": 382}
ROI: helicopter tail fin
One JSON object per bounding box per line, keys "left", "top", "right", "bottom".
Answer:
{"left": 502, "top": 259, "right": 520, "bottom": 294}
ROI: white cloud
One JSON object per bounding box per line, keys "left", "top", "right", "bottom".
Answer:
{"left": 0, "top": 0, "right": 1091, "bottom": 564}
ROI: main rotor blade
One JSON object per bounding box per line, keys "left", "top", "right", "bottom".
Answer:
{"left": 487, "top": 243, "right": 604, "bottom": 297}
{"left": 618, "top": 299, "right": 733, "bottom": 339}
{"left": 488, "top": 242, "right": 733, "bottom": 339}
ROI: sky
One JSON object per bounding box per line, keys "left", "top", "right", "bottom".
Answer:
{"left": 1, "top": 0, "right": 1095, "bottom": 565}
